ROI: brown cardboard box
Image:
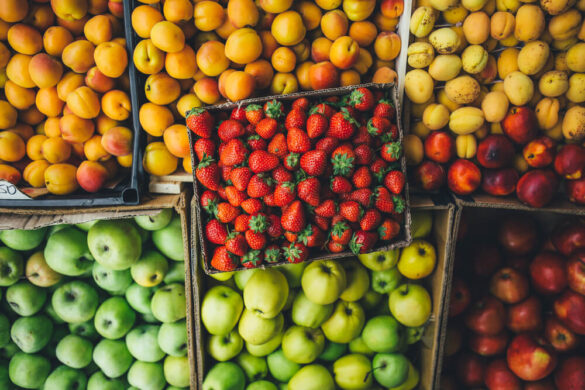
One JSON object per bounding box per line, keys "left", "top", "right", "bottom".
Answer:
{"left": 0, "top": 192, "right": 197, "bottom": 390}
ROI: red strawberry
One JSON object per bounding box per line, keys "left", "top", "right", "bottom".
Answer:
{"left": 367, "top": 117, "right": 390, "bottom": 136}
{"left": 350, "top": 188, "right": 373, "bottom": 207}
{"left": 287, "top": 128, "right": 311, "bottom": 153}
{"left": 264, "top": 245, "right": 282, "bottom": 263}
{"left": 249, "top": 150, "right": 280, "bottom": 173}
{"left": 268, "top": 133, "right": 288, "bottom": 159}
{"left": 220, "top": 138, "right": 247, "bottom": 166}
{"left": 264, "top": 99, "right": 284, "bottom": 119}
{"left": 283, "top": 242, "right": 308, "bottom": 263}
{"left": 352, "top": 125, "right": 373, "bottom": 146}
{"left": 281, "top": 200, "right": 306, "bottom": 232}
{"left": 241, "top": 250, "right": 263, "bottom": 268}
{"left": 216, "top": 202, "right": 240, "bottom": 223}
{"left": 284, "top": 231, "right": 298, "bottom": 243}
{"left": 352, "top": 166, "right": 372, "bottom": 188}
{"left": 266, "top": 214, "right": 283, "bottom": 238}
{"left": 300, "top": 150, "right": 327, "bottom": 176}
{"left": 285, "top": 108, "right": 306, "bottom": 130}
{"left": 234, "top": 214, "right": 251, "bottom": 232}
{"left": 205, "top": 219, "right": 228, "bottom": 245}
{"left": 292, "top": 97, "right": 310, "bottom": 111}
{"left": 385, "top": 124, "right": 399, "bottom": 141}
{"left": 349, "top": 87, "right": 374, "bottom": 111}
{"left": 327, "top": 107, "right": 358, "bottom": 140}
{"left": 272, "top": 166, "right": 293, "bottom": 183}
{"left": 194, "top": 138, "right": 215, "bottom": 161}
{"left": 211, "top": 246, "right": 238, "bottom": 271}
{"left": 360, "top": 209, "right": 382, "bottom": 231}
{"left": 298, "top": 224, "right": 325, "bottom": 247}
{"left": 240, "top": 199, "right": 261, "bottom": 215}
{"left": 218, "top": 119, "right": 245, "bottom": 142}
{"left": 225, "top": 186, "right": 247, "bottom": 207}
{"left": 230, "top": 167, "right": 252, "bottom": 191}
{"left": 246, "top": 135, "right": 267, "bottom": 151}
{"left": 201, "top": 190, "right": 219, "bottom": 213}
{"left": 220, "top": 164, "right": 233, "bottom": 182}
{"left": 255, "top": 117, "right": 278, "bottom": 139}
{"left": 331, "top": 144, "right": 355, "bottom": 176}
{"left": 379, "top": 218, "right": 400, "bottom": 240}
{"left": 390, "top": 195, "right": 405, "bottom": 214}
{"left": 245, "top": 230, "right": 267, "bottom": 250}
{"left": 217, "top": 186, "right": 228, "bottom": 200}
{"left": 263, "top": 192, "right": 277, "bottom": 207}
{"left": 196, "top": 156, "right": 220, "bottom": 191}
{"left": 309, "top": 102, "right": 336, "bottom": 118}
{"left": 315, "top": 199, "right": 337, "bottom": 217}
{"left": 247, "top": 174, "right": 275, "bottom": 198}
{"left": 349, "top": 230, "right": 378, "bottom": 254}
{"left": 245, "top": 123, "right": 255, "bottom": 135}
{"left": 186, "top": 108, "right": 214, "bottom": 138}
{"left": 384, "top": 170, "right": 405, "bottom": 194}
{"left": 331, "top": 221, "right": 352, "bottom": 244}
{"left": 371, "top": 158, "right": 389, "bottom": 182}
{"left": 339, "top": 200, "right": 362, "bottom": 222}
{"left": 354, "top": 144, "right": 374, "bottom": 165}
{"left": 248, "top": 213, "right": 268, "bottom": 233}
{"left": 231, "top": 107, "right": 247, "bottom": 123}
{"left": 306, "top": 113, "right": 328, "bottom": 139}
{"left": 284, "top": 153, "right": 300, "bottom": 170}
{"left": 374, "top": 187, "right": 405, "bottom": 214}
{"left": 274, "top": 181, "right": 296, "bottom": 207}
{"left": 313, "top": 215, "right": 330, "bottom": 231}
{"left": 225, "top": 232, "right": 247, "bottom": 256}
{"left": 245, "top": 104, "right": 264, "bottom": 124}
{"left": 373, "top": 99, "right": 395, "bottom": 121}
{"left": 328, "top": 241, "right": 345, "bottom": 253}
{"left": 297, "top": 177, "right": 320, "bottom": 207}
{"left": 331, "top": 176, "right": 352, "bottom": 194}
{"left": 315, "top": 137, "right": 339, "bottom": 155}
{"left": 380, "top": 142, "right": 402, "bottom": 162}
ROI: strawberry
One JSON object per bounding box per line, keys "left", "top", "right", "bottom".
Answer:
{"left": 300, "top": 150, "right": 327, "bottom": 176}
{"left": 331, "top": 221, "right": 352, "bottom": 244}
{"left": 230, "top": 167, "right": 252, "bottom": 191}
{"left": 205, "top": 219, "right": 228, "bottom": 245}
{"left": 340, "top": 200, "right": 362, "bottom": 222}
{"left": 360, "top": 209, "right": 382, "bottom": 231}
{"left": 297, "top": 177, "right": 320, "bottom": 206}
{"left": 292, "top": 97, "right": 310, "bottom": 111}
{"left": 284, "top": 231, "right": 298, "bottom": 243}
{"left": 330, "top": 176, "right": 352, "bottom": 194}
{"left": 298, "top": 224, "right": 325, "bottom": 247}
{"left": 374, "top": 187, "right": 404, "bottom": 214}
{"left": 247, "top": 174, "right": 274, "bottom": 198}
{"left": 349, "top": 87, "right": 374, "bottom": 111}
{"left": 264, "top": 99, "right": 284, "bottom": 119}
{"left": 349, "top": 230, "right": 378, "bottom": 254}
{"left": 315, "top": 199, "right": 337, "bottom": 217}
{"left": 268, "top": 133, "right": 288, "bottom": 159}
{"left": 367, "top": 117, "right": 390, "bottom": 136}
{"left": 284, "top": 153, "right": 300, "bottom": 170}
{"left": 350, "top": 188, "right": 373, "bottom": 207}
{"left": 194, "top": 138, "right": 215, "bottom": 161}
{"left": 373, "top": 99, "right": 395, "bottom": 120}
{"left": 245, "top": 123, "right": 256, "bottom": 135}
{"left": 313, "top": 215, "right": 330, "bottom": 231}
{"left": 245, "top": 230, "right": 267, "bottom": 250}
{"left": 220, "top": 164, "right": 233, "bottom": 182}
{"left": 255, "top": 117, "right": 278, "bottom": 139}
{"left": 287, "top": 128, "right": 311, "bottom": 153}
{"left": 211, "top": 246, "right": 238, "bottom": 271}
{"left": 266, "top": 214, "right": 283, "bottom": 238}
{"left": 274, "top": 181, "right": 296, "bottom": 207}
{"left": 380, "top": 142, "right": 402, "bottom": 162}
{"left": 371, "top": 158, "right": 389, "bottom": 182}
{"left": 263, "top": 192, "right": 277, "bottom": 207}
{"left": 331, "top": 144, "right": 355, "bottom": 176}
{"left": 186, "top": 108, "right": 214, "bottom": 138}
{"left": 382, "top": 124, "right": 399, "bottom": 142}
{"left": 285, "top": 108, "right": 306, "bottom": 130}
{"left": 231, "top": 107, "right": 247, "bottom": 123}
{"left": 249, "top": 150, "right": 280, "bottom": 173}
{"left": 328, "top": 241, "right": 345, "bottom": 253}
{"left": 306, "top": 113, "right": 328, "bottom": 139}
{"left": 217, "top": 186, "right": 227, "bottom": 201}
{"left": 246, "top": 135, "right": 267, "bottom": 151}
{"left": 218, "top": 119, "right": 245, "bottom": 142}
{"left": 391, "top": 195, "right": 406, "bottom": 214}
{"left": 216, "top": 202, "right": 240, "bottom": 223}
{"left": 283, "top": 242, "right": 308, "bottom": 263}
{"left": 264, "top": 245, "right": 282, "bottom": 263}
{"left": 248, "top": 213, "right": 268, "bottom": 233}
{"left": 245, "top": 104, "right": 264, "bottom": 124}
{"left": 234, "top": 214, "right": 251, "bottom": 232}
{"left": 315, "top": 137, "right": 339, "bottom": 155}
{"left": 220, "top": 138, "right": 247, "bottom": 166}
{"left": 384, "top": 170, "right": 405, "bottom": 194}
{"left": 309, "top": 102, "right": 336, "bottom": 118}
{"left": 272, "top": 166, "right": 293, "bottom": 183}
{"left": 281, "top": 200, "right": 306, "bottom": 232}
{"left": 354, "top": 144, "right": 374, "bottom": 165}
{"left": 352, "top": 166, "right": 372, "bottom": 188}
{"left": 225, "top": 186, "right": 247, "bottom": 207}
{"left": 352, "top": 125, "right": 373, "bottom": 146}
{"left": 196, "top": 156, "right": 220, "bottom": 191}
{"left": 241, "top": 250, "right": 263, "bottom": 268}
{"left": 225, "top": 232, "right": 247, "bottom": 256}
{"left": 327, "top": 107, "right": 358, "bottom": 140}
{"left": 379, "top": 218, "right": 400, "bottom": 240}
{"left": 200, "top": 190, "right": 219, "bottom": 214}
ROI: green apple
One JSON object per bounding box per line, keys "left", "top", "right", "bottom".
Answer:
{"left": 410, "top": 211, "right": 432, "bottom": 239}
{"left": 135, "top": 209, "right": 173, "bottom": 231}
{"left": 164, "top": 355, "right": 190, "bottom": 387}
{"left": 8, "top": 352, "right": 50, "bottom": 389}
{"left": 238, "top": 309, "right": 284, "bottom": 345}
{"left": 0, "top": 227, "right": 47, "bottom": 251}
{"left": 389, "top": 284, "right": 431, "bottom": 327}
{"left": 288, "top": 364, "right": 334, "bottom": 390}
{"left": 340, "top": 260, "right": 370, "bottom": 302}
{"left": 94, "top": 297, "right": 136, "bottom": 339}
{"left": 88, "top": 220, "right": 142, "bottom": 270}
{"left": 128, "top": 361, "right": 166, "bottom": 390}
{"left": 321, "top": 301, "right": 365, "bottom": 344}
{"left": 126, "top": 324, "right": 165, "bottom": 362}
{"left": 234, "top": 269, "right": 258, "bottom": 290}
{"left": 0, "top": 246, "right": 23, "bottom": 286}
{"left": 87, "top": 371, "right": 126, "bottom": 390}
{"left": 208, "top": 329, "right": 243, "bottom": 361}
{"left": 6, "top": 280, "right": 46, "bottom": 316}
{"left": 44, "top": 227, "right": 93, "bottom": 276}
{"left": 388, "top": 362, "right": 419, "bottom": 390}
{"left": 291, "top": 290, "right": 333, "bottom": 328}
{"left": 397, "top": 239, "right": 436, "bottom": 280}
{"left": 25, "top": 251, "right": 62, "bottom": 287}
{"left": 56, "top": 334, "right": 93, "bottom": 368}
{"left": 76, "top": 220, "right": 97, "bottom": 231}
{"left": 406, "top": 326, "right": 424, "bottom": 345}
{"left": 371, "top": 353, "right": 409, "bottom": 388}
{"left": 359, "top": 290, "right": 383, "bottom": 312}
{"left": 357, "top": 249, "right": 399, "bottom": 271}
{"left": 92, "top": 262, "right": 133, "bottom": 295}
{"left": 318, "top": 341, "right": 347, "bottom": 361}
{"left": 267, "top": 348, "right": 300, "bottom": 382}
{"left": 164, "top": 261, "right": 185, "bottom": 284}
{"left": 0, "top": 365, "right": 8, "bottom": 389}
{"left": 333, "top": 354, "right": 372, "bottom": 390}
{"left": 158, "top": 320, "right": 188, "bottom": 357}
{"left": 0, "top": 314, "right": 9, "bottom": 348}
{"left": 245, "top": 329, "right": 282, "bottom": 357}
{"left": 131, "top": 250, "right": 169, "bottom": 288}
{"left": 45, "top": 325, "right": 67, "bottom": 359}
{"left": 276, "top": 262, "right": 306, "bottom": 288}
{"left": 283, "top": 289, "right": 296, "bottom": 311}
{"left": 93, "top": 339, "right": 133, "bottom": 378}
{"left": 11, "top": 314, "right": 53, "bottom": 353}
{"left": 142, "top": 312, "right": 159, "bottom": 323}
{"left": 362, "top": 316, "right": 404, "bottom": 353}
{"left": 43, "top": 365, "right": 87, "bottom": 390}
{"left": 202, "top": 362, "right": 245, "bottom": 390}
{"left": 0, "top": 341, "right": 18, "bottom": 360}
{"left": 151, "top": 283, "right": 186, "bottom": 323}
{"left": 301, "top": 260, "right": 347, "bottom": 305}
{"left": 201, "top": 285, "right": 243, "bottom": 335}
{"left": 126, "top": 283, "right": 156, "bottom": 315}
{"left": 371, "top": 268, "right": 402, "bottom": 294}
{"left": 244, "top": 269, "right": 288, "bottom": 319}
{"left": 247, "top": 380, "right": 278, "bottom": 390}
{"left": 281, "top": 325, "right": 325, "bottom": 364}
{"left": 152, "top": 215, "right": 184, "bottom": 261}
{"left": 69, "top": 320, "right": 99, "bottom": 340}
{"left": 210, "top": 270, "right": 234, "bottom": 282}
{"left": 348, "top": 336, "right": 374, "bottom": 356}
{"left": 236, "top": 351, "right": 268, "bottom": 381}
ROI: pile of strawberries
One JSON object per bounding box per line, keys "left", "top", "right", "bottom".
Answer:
{"left": 187, "top": 87, "right": 407, "bottom": 272}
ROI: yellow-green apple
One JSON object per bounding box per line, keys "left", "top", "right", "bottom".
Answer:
{"left": 321, "top": 301, "right": 365, "bottom": 343}
{"left": 44, "top": 227, "right": 93, "bottom": 276}
{"left": 127, "top": 361, "right": 165, "bottom": 390}
{"left": 301, "top": 260, "right": 346, "bottom": 305}
{"left": 88, "top": 220, "right": 142, "bottom": 270}
{"left": 0, "top": 227, "right": 47, "bottom": 251}
{"left": 246, "top": 329, "right": 283, "bottom": 357}
{"left": 318, "top": 341, "right": 347, "bottom": 362}
{"left": 134, "top": 209, "right": 173, "bottom": 231}
{"left": 130, "top": 250, "right": 169, "bottom": 287}
{"left": 238, "top": 309, "right": 284, "bottom": 345}
{"left": 340, "top": 260, "right": 370, "bottom": 301}
{"left": 333, "top": 354, "right": 373, "bottom": 390}
{"left": 201, "top": 285, "right": 243, "bottom": 335}
{"left": 359, "top": 289, "right": 383, "bottom": 311}
{"left": 276, "top": 262, "right": 306, "bottom": 288}
{"left": 389, "top": 362, "right": 419, "bottom": 390}
{"left": 397, "top": 239, "right": 436, "bottom": 280}
{"left": 8, "top": 352, "right": 51, "bottom": 389}
{"left": 371, "top": 268, "right": 402, "bottom": 294}
{"left": 55, "top": 334, "right": 93, "bottom": 369}
{"left": 76, "top": 221, "right": 97, "bottom": 231}
{"left": 164, "top": 262, "right": 186, "bottom": 284}
{"left": 410, "top": 211, "right": 433, "bottom": 238}
{"left": 92, "top": 262, "right": 132, "bottom": 295}
{"left": 389, "top": 284, "right": 431, "bottom": 327}
{"left": 126, "top": 325, "right": 165, "bottom": 362}
{"left": 87, "top": 371, "right": 125, "bottom": 390}
{"left": 150, "top": 283, "right": 186, "bottom": 323}
{"left": 210, "top": 271, "right": 234, "bottom": 282}
{"left": 349, "top": 336, "right": 374, "bottom": 356}
{"left": 93, "top": 339, "right": 133, "bottom": 378}
{"left": 281, "top": 326, "right": 325, "bottom": 364}
{"left": 43, "top": 365, "right": 87, "bottom": 389}
{"left": 291, "top": 290, "right": 334, "bottom": 328}
{"left": 372, "top": 353, "right": 410, "bottom": 388}
{"left": 52, "top": 281, "right": 99, "bottom": 323}
{"left": 288, "top": 364, "right": 335, "bottom": 390}
{"left": 125, "top": 283, "right": 156, "bottom": 315}
{"left": 94, "top": 297, "right": 136, "bottom": 339}
{"left": 244, "top": 269, "right": 289, "bottom": 319}
{"left": 268, "top": 348, "right": 301, "bottom": 383}
{"left": 163, "top": 355, "right": 190, "bottom": 388}
{"left": 158, "top": 320, "right": 188, "bottom": 357}
{"left": 236, "top": 351, "right": 268, "bottom": 381}
{"left": 362, "top": 315, "right": 404, "bottom": 353}
{"left": 358, "top": 249, "right": 399, "bottom": 271}
{"left": 11, "top": 315, "right": 53, "bottom": 353}
{"left": 152, "top": 215, "right": 184, "bottom": 261}
{"left": 234, "top": 269, "right": 259, "bottom": 290}
{"left": 247, "top": 380, "right": 278, "bottom": 390}
{"left": 6, "top": 281, "right": 46, "bottom": 316}
{"left": 202, "top": 362, "right": 245, "bottom": 390}
{"left": 208, "top": 330, "right": 243, "bottom": 361}
{"left": 25, "top": 252, "right": 62, "bottom": 287}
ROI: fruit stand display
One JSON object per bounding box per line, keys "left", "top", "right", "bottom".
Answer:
{"left": 0, "top": 194, "right": 196, "bottom": 389}
{"left": 402, "top": 0, "right": 585, "bottom": 208}
{"left": 192, "top": 194, "right": 455, "bottom": 390}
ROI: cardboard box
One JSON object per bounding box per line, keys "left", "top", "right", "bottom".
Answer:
{"left": 0, "top": 192, "right": 197, "bottom": 390}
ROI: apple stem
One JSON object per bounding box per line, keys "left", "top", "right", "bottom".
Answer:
{"left": 364, "top": 363, "right": 387, "bottom": 382}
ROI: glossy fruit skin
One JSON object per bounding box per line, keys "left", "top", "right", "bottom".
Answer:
{"left": 414, "top": 161, "right": 446, "bottom": 191}
{"left": 567, "top": 249, "right": 585, "bottom": 295}
{"left": 481, "top": 168, "right": 518, "bottom": 196}
{"left": 502, "top": 106, "right": 538, "bottom": 145}
{"left": 554, "top": 356, "right": 585, "bottom": 390}
{"left": 489, "top": 267, "right": 530, "bottom": 304}
{"left": 506, "top": 334, "right": 557, "bottom": 382}
{"left": 455, "top": 353, "right": 485, "bottom": 387}
{"left": 554, "top": 290, "right": 585, "bottom": 335}
{"left": 498, "top": 216, "right": 538, "bottom": 255}
{"left": 447, "top": 159, "right": 481, "bottom": 195}
{"left": 529, "top": 251, "right": 567, "bottom": 295}
{"left": 424, "top": 131, "right": 454, "bottom": 164}
{"left": 464, "top": 296, "right": 507, "bottom": 336}
{"left": 476, "top": 135, "right": 515, "bottom": 169}
{"left": 484, "top": 359, "right": 522, "bottom": 390}
{"left": 545, "top": 316, "right": 580, "bottom": 352}
{"left": 516, "top": 169, "right": 559, "bottom": 208}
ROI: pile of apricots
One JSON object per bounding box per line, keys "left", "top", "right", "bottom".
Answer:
{"left": 133, "top": 0, "right": 405, "bottom": 177}
{"left": 0, "top": 0, "right": 133, "bottom": 195}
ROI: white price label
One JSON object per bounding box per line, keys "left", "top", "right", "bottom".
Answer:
{"left": 0, "top": 180, "right": 32, "bottom": 200}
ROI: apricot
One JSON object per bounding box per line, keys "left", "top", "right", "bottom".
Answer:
{"left": 311, "top": 37, "right": 332, "bottom": 62}
{"left": 373, "top": 13, "right": 399, "bottom": 32}
{"left": 0, "top": 131, "right": 24, "bottom": 161}
{"left": 145, "top": 72, "right": 181, "bottom": 105}
{"left": 163, "top": 0, "right": 193, "bottom": 23}
{"left": 330, "top": 36, "right": 360, "bottom": 69}
{"left": 57, "top": 72, "right": 84, "bottom": 101}
{"left": 51, "top": 0, "right": 88, "bottom": 21}
{"left": 137, "top": 103, "right": 171, "bottom": 137}
{"left": 94, "top": 41, "right": 128, "bottom": 78}
{"left": 374, "top": 31, "right": 401, "bottom": 61}
{"left": 349, "top": 21, "right": 377, "bottom": 47}
{"left": 6, "top": 54, "right": 35, "bottom": 88}
{"left": 296, "top": 60, "right": 314, "bottom": 90}
{"left": 321, "top": 10, "right": 349, "bottom": 41}
{"left": 270, "top": 72, "right": 298, "bottom": 94}
{"left": 0, "top": 164, "right": 21, "bottom": 185}
{"left": 4, "top": 81, "right": 36, "bottom": 110}
{"left": 133, "top": 39, "right": 165, "bottom": 75}
{"left": 41, "top": 136, "right": 70, "bottom": 164}
{"left": 196, "top": 41, "right": 229, "bottom": 77}
{"left": 340, "top": 69, "right": 361, "bottom": 86}
{"left": 352, "top": 48, "right": 373, "bottom": 75}
{"left": 176, "top": 94, "right": 202, "bottom": 119}
{"left": 44, "top": 163, "right": 78, "bottom": 195}
{"left": 271, "top": 47, "right": 296, "bottom": 73}
{"left": 35, "top": 87, "right": 64, "bottom": 117}
{"left": 315, "top": 0, "right": 342, "bottom": 9}
{"left": 83, "top": 15, "right": 111, "bottom": 46}
{"left": 0, "top": 41, "right": 9, "bottom": 68}
{"left": 75, "top": 160, "right": 107, "bottom": 192}
{"left": 44, "top": 117, "right": 61, "bottom": 137}
{"left": 296, "top": 1, "right": 322, "bottom": 30}
{"left": 151, "top": 21, "right": 185, "bottom": 53}
{"left": 131, "top": 5, "right": 163, "bottom": 39}
{"left": 259, "top": 0, "right": 293, "bottom": 13}
{"left": 309, "top": 61, "right": 339, "bottom": 90}
{"left": 214, "top": 18, "right": 236, "bottom": 41}
{"left": 84, "top": 66, "right": 114, "bottom": 94}
{"left": 272, "top": 11, "right": 306, "bottom": 46}
{"left": 62, "top": 40, "right": 95, "bottom": 73}
{"left": 225, "top": 71, "right": 255, "bottom": 101}
{"left": 20, "top": 107, "right": 45, "bottom": 126}
{"left": 372, "top": 66, "right": 398, "bottom": 84}
{"left": 101, "top": 126, "right": 133, "bottom": 156}
{"left": 26, "top": 134, "right": 48, "bottom": 160}
{"left": 117, "top": 154, "right": 132, "bottom": 168}
{"left": 26, "top": 4, "right": 55, "bottom": 32}
{"left": 60, "top": 114, "right": 95, "bottom": 143}
{"left": 163, "top": 124, "right": 190, "bottom": 158}
{"left": 66, "top": 86, "right": 100, "bottom": 119}
{"left": 143, "top": 141, "right": 178, "bottom": 176}
{"left": 244, "top": 59, "right": 274, "bottom": 90}
{"left": 194, "top": 1, "right": 225, "bottom": 31}
{"left": 227, "top": 0, "right": 259, "bottom": 28}
{"left": 56, "top": 14, "right": 89, "bottom": 36}
{"left": 99, "top": 90, "right": 130, "bottom": 122}
{"left": 0, "top": 20, "right": 8, "bottom": 40}
{"left": 292, "top": 40, "right": 310, "bottom": 62}
{"left": 165, "top": 45, "right": 197, "bottom": 79}
{"left": 88, "top": 0, "right": 108, "bottom": 14}
{"left": 0, "top": 0, "right": 29, "bottom": 22}
{"left": 96, "top": 113, "right": 118, "bottom": 135}
{"left": 182, "top": 155, "right": 192, "bottom": 174}
{"left": 259, "top": 30, "right": 278, "bottom": 60}
{"left": 23, "top": 160, "right": 50, "bottom": 187}
{"left": 29, "top": 53, "right": 63, "bottom": 88}
{"left": 225, "top": 28, "right": 262, "bottom": 65}
{"left": 10, "top": 124, "right": 34, "bottom": 141}
{"left": 217, "top": 70, "right": 235, "bottom": 98}
{"left": 7, "top": 24, "right": 43, "bottom": 55}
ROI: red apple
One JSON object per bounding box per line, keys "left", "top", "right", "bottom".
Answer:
{"left": 566, "top": 178, "right": 585, "bottom": 205}
{"left": 522, "top": 136, "right": 556, "bottom": 168}
{"left": 506, "top": 334, "right": 557, "bottom": 381}
{"left": 490, "top": 267, "right": 530, "bottom": 304}
{"left": 465, "top": 296, "right": 507, "bottom": 336}
{"left": 516, "top": 169, "right": 559, "bottom": 208}
{"left": 482, "top": 168, "right": 519, "bottom": 196}
{"left": 554, "top": 356, "right": 585, "bottom": 390}
{"left": 469, "top": 331, "right": 509, "bottom": 356}
{"left": 424, "top": 131, "right": 454, "bottom": 163}
{"left": 554, "top": 290, "right": 585, "bottom": 335}
{"left": 529, "top": 251, "right": 567, "bottom": 295}
{"left": 477, "top": 135, "right": 516, "bottom": 169}
{"left": 498, "top": 216, "right": 538, "bottom": 255}
{"left": 506, "top": 296, "right": 542, "bottom": 333}
{"left": 414, "top": 160, "right": 446, "bottom": 191}
{"left": 544, "top": 316, "right": 579, "bottom": 352}
{"left": 456, "top": 353, "right": 485, "bottom": 387}
{"left": 567, "top": 249, "right": 585, "bottom": 295}
{"left": 554, "top": 144, "right": 585, "bottom": 179}
{"left": 551, "top": 219, "right": 585, "bottom": 256}
{"left": 449, "top": 277, "right": 471, "bottom": 317}
{"left": 523, "top": 379, "right": 555, "bottom": 390}
{"left": 472, "top": 243, "right": 503, "bottom": 277}
{"left": 484, "top": 359, "right": 522, "bottom": 390}
{"left": 448, "top": 159, "right": 482, "bottom": 195}
{"left": 506, "top": 255, "right": 531, "bottom": 272}
{"left": 502, "top": 106, "right": 538, "bottom": 145}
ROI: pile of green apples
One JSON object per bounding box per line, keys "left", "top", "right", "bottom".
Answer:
{"left": 200, "top": 211, "right": 436, "bottom": 390}
{"left": 0, "top": 209, "right": 190, "bottom": 390}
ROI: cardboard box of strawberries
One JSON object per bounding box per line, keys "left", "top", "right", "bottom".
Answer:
{"left": 187, "top": 84, "right": 411, "bottom": 273}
